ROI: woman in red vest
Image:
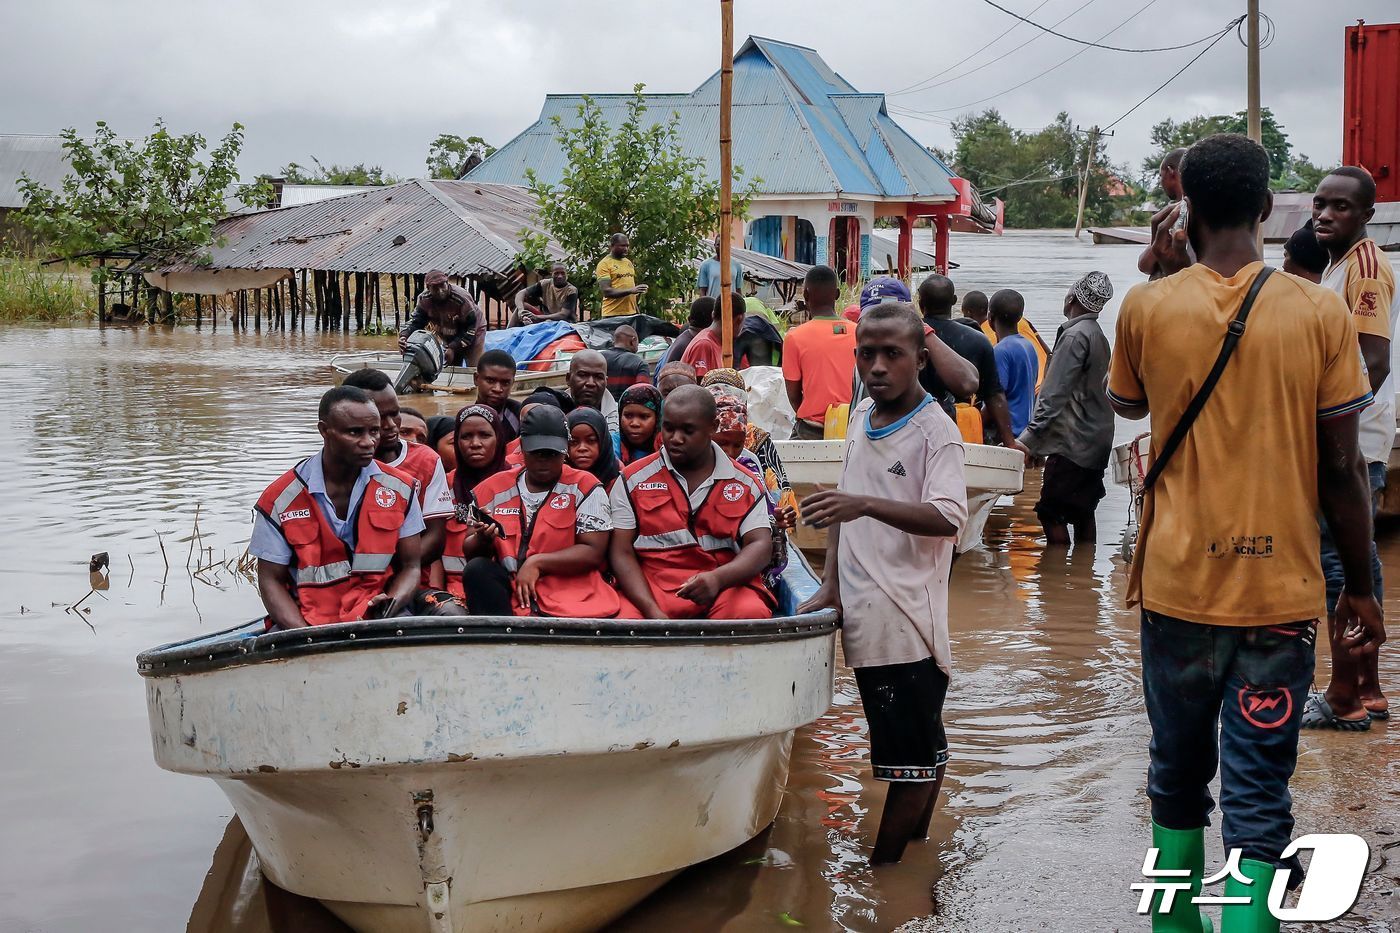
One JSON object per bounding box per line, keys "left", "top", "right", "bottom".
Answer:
{"left": 458, "top": 406, "right": 629, "bottom": 618}
{"left": 440, "top": 405, "right": 505, "bottom": 599}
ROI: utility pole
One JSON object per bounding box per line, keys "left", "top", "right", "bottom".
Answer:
{"left": 1246, "top": 0, "right": 1261, "bottom": 144}
{"left": 1073, "top": 125, "right": 1100, "bottom": 239}
{"left": 718, "top": 0, "right": 735, "bottom": 369}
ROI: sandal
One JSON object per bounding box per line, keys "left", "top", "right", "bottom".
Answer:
{"left": 1300, "top": 693, "right": 1371, "bottom": 731}
{"left": 1364, "top": 703, "right": 1390, "bottom": 722}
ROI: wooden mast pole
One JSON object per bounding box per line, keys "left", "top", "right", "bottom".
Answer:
{"left": 718, "top": 0, "right": 735, "bottom": 369}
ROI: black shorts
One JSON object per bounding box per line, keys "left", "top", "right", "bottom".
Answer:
{"left": 1036, "top": 453, "right": 1106, "bottom": 526}
{"left": 854, "top": 656, "right": 949, "bottom": 782}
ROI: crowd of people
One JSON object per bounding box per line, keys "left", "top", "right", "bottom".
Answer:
{"left": 249, "top": 132, "right": 1394, "bottom": 924}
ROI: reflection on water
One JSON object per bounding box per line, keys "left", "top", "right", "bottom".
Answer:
{"left": 2, "top": 231, "right": 1397, "bottom": 933}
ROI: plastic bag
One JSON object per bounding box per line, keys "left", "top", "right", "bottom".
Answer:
{"left": 743, "top": 365, "right": 795, "bottom": 439}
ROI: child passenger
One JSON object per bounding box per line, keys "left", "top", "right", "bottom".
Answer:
{"left": 799, "top": 301, "right": 967, "bottom": 865}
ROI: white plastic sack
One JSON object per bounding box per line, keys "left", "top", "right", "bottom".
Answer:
{"left": 743, "top": 365, "right": 795, "bottom": 439}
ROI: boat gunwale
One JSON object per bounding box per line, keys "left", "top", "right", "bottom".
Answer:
{"left": 137, "top": 611, "right": 840, "bottom": 678}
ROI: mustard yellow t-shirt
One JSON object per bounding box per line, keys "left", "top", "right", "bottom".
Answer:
{"left": 595, "top": 255, "right": 637, "bottom": 318}
{"left": 1108, "top": 261, "right": 1371, "bottom": 626}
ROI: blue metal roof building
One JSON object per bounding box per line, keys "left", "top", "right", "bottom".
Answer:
{"left": 467, "top": 36, "right": 996, "bottom": 283}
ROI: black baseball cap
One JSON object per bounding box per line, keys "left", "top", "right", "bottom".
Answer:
{"left": 520, "top": 405, "right": 569, "bottom": 454}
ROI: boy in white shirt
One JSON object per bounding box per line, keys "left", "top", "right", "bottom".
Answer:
{"left": 800, "top": 301, "right": 968, "bottom": 864}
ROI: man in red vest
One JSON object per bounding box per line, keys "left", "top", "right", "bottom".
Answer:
{"left": 343, "top": 368, "right": 453, "bottom": 580}
{"left": 609, "top": 384, "right": 774, "bottom": 620}
{"left": 251, "top": 386, "right": 426, "bottom": 628}
{"left": 457, "top": 405, "right": 625, "bottom": 618}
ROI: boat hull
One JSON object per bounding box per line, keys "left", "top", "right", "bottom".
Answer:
{"left": 141, "top": 612, "right": 835, "bottom": 933}
{"left": 774, "top": 439, "right": 1025, "bottom": 552}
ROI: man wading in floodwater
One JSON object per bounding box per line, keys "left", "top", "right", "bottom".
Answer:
{"left": 1109, "top": 134, "right": 1384, "bottom": 931}
{"left": 800, "top": 302, "right": 967, "bottom": 865}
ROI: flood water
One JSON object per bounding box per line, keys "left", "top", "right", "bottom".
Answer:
{"left": 1, "top": 230, "right": 1397, "bottom": 933}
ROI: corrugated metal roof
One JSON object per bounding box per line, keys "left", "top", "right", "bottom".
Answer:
{"left": 0, "top": 135, "right": 75, "bottom": 209}
{"left": 1372, "top": 201, "right": 1400, "bottom": 251}
{"left": 166, "top": 180, "right": 810, "bottom": 283}
{"left": 467, "top": 36, "right": 956, "bottom": 201}
{"left": 278, "top": 184, "right": 379, "bottom": 207}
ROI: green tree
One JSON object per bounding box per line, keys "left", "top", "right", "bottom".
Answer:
{"left": 519, "top": 85, "right": 758, "bottom": 316}
{"left": 948, "top": 110, "right": 1119, "bottom": 228}
{"left": 1142, "top": 108, "right": 1294, "bottom": 192}
{"left": 279, "top": 157, "right": 398, "bottom": 186}
{"left": 426, "top": 134, "right": 496, "bottom": 179}
{"left": 18, "top": 120, "right": 267, "bottom": 320}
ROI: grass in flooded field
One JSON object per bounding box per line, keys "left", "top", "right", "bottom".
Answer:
{"left": 0, "top": 259, "right": 94, "bottom": 322}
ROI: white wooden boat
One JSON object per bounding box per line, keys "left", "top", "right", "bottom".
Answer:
{"left": 137, "top": 558, "right": 837, "bottom": 933}
{"left": 774, "top": 439, "right": 1026, "bottom": 552}
{"left": 330, "top": 351, "right": 570, "bottom": 400}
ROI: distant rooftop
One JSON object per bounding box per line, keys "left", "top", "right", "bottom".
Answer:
{"left": 466, "top": 36, "right": 958, "bottom": 202}
{"left": 0, "top": 135, "right": 74, "bottom": 209}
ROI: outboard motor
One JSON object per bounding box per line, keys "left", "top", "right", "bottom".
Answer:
{"left": 394, "top": 330, "right": 445, "bottom": 394}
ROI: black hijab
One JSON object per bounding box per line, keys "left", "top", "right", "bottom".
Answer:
{"left": 565, "top": 407, "right": 620, "bottom": 489}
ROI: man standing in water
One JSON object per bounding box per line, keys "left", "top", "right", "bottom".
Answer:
{"left": 398, "top": 270, "right": 486, "bottom": 368}
{"left": 596, "top": 234, "right": 648, "bottom": 318}
{"left": 1304, "top": 165, "right": 1397, "bottom": 730}
{"left": 251, "top": 386, "right": 425, "bottom": 628}
{"left": 1019, "top": 271, "right": 1114, "bottom": 546}
{"left": 799, "top": 302, "right": 967, "bottom": 865}
{"left": 1110, "top": 134, "right": 1383, "bottom": 930}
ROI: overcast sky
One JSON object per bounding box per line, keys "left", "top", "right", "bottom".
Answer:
{"left": 3, "top": 0, "right": 1392, "bottom": 183}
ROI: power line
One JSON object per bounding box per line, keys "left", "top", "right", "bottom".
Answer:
{"left": 890, "top": 0, "right": 1059, "bottom": 97}
{"left": 1101, "top": 21, "right": 1240, "bottom": 130}
{"left": 893, "top": 0, "right": 1100, "bottom": 98}
{"left": 980, "top": 0, "right": 1244, "bottom": 53}
{"left": 900, "top": 0, "right": 1162, "bottom": 116}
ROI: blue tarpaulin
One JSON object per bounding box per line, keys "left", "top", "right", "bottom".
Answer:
{"left": 484, "top": 321, "right": 577, "bottom": 368}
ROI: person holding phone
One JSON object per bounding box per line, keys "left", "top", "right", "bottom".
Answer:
{"left": 456, "top": 405, "right": 626, "bottom": 618}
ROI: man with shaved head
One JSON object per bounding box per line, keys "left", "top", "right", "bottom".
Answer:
{"left": 566, "top": 348, "right": 619, "bottom": 433}
{"left": 990, "top": 289, "right": 1039, "bottom": 435}
{"left": 602, "top": 324, "right": 649, "bottom": 401}
{"left": 609, "top": 384, "right": 774, "bottom": 620}
{"left": 916, "top": 274, "right": 1027, "bottom": 455}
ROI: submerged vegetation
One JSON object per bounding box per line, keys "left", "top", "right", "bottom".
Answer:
{"left": 0, "top": 257, "right": 94, "bottom": 322}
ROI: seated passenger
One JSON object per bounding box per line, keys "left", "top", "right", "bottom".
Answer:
{"left": 251, "top": 386, "right": 426, "bottom": 628}
{"left": 439, "top": 404, "right": 505, "bottom": 599}
{"left": 709, "top": 387, "right": 793, "bottom": 589}
{"left": 567, "top": 408, "right": 622, "bottom": 491}
{"left": 426, "top": 415, "right": 457, "bottom": 472}
{"left": 459, "top": 405, "right": 626, "bottom": 618}
{"left": 700, "top": 367, "right": 794, "bottom": 500}
{"left": 656, "top": 361, "right": 698, "bottom": 398}
{"left": 609, "top": 384, "right": 775, "bottom": 620}
{"left": 342, "top": 368, "right": 454, "bottom": 584}
{"left": 502, "top": 390, "right": 566, "bottom": 468}
{"left": 617, "top": 384, "right": 663, "bottom": 465}
{"left": 398, "top": 406, "right": 429, "bottom": 445}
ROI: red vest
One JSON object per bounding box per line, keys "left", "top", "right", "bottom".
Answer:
{"left": 621, "top": 451, "right": 768, "bottom": 598}
{"left": 473, "top": 465, "right": 622, "bottom": 618}
{"left": 255, "top": 461, "right": 415, "bottom": 625}
{"left": 383, "top": 441, "right": 443, "bottom": 586}
{"left": 504, "top": 437, "right": 524, "bottom": 468}
{"left": 441, "top": 469, "right": 469, "bottom": 600}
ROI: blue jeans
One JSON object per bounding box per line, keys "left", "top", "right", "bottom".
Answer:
{"left": 1319, "top": 460, "right": 1386, "bottom": 614}
{"left": 1141, "top": 611, "right": 1316, "bottom": 866}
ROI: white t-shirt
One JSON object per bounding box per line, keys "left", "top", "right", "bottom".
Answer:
{"left": 835, "top": 396, "right": 967, "bottom": 673}
{"left": 519, "top": 477, "right": 613, "bottom": 535}
{"left": 609, "top": 443, "right": 768, "bottom": 539}
{"left": 385, "top": 441, "right": 454, "bottom": 518}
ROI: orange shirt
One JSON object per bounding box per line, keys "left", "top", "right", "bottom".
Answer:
{"left": 1108, "top": 261, "right": 1370, "bottom": 626}
{"left": 781, "top": 316, "right": 857, "bottom": 421}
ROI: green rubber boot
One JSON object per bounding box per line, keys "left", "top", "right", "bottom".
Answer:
{"left": 1220, "top": 858, "right": 1279, "bottom": 933}
{"left": 1149, "top": 823, "right": 1214, "bottom": 933}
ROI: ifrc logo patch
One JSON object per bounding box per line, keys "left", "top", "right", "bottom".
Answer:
{"left": 549, "top": 494, "right": 571, "bottom": 510}
{"left": 279, "top": 508, "right": 311, "bottom": 522}
{"left": 374, "top": 487, "right": 398, "bottom": 508}
{"left": 722, "top": 482, "right": 745, "bottom": 502}
{"left": 636, "top": 482, "right": 668, "bottom": 491}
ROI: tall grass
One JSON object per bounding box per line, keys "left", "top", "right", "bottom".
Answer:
{"left": 0, "top": 259, "right": 94, "bottom": 322}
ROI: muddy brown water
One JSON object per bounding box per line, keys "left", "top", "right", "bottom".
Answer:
{"left": 1, "top": 231, "right": 1397, "bottom": 933}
